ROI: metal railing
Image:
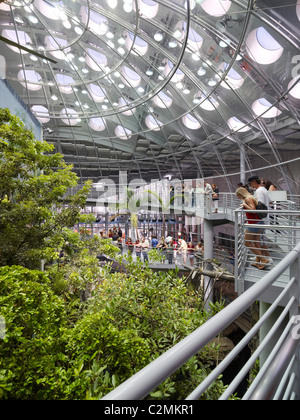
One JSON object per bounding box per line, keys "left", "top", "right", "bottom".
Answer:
{"left": 102, "top": 242, "right": 300, "bottom": 401}
{"left": 235, "top": 209, "right": 300, "bottom": 295}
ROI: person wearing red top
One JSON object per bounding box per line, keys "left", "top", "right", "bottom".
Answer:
{"left": 126, "top": 237, "right": 134, "bottom": 255}
{"left": 236, "top": 187, "right": 270, "bottom": 270}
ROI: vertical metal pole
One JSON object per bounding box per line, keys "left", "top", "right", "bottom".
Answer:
{"left": 204, "top": 219, "right": 214, "bottom": 311}
{"left": 234, "top": 209, "right": 240, "bottom": 294}
{"left": 290, "top": 255, "right": 300, "bottom": 398}
{"left": 240, "top": 144, "right": 246, "bottom": 186}
{"left": 105, "top": 212, "right": 108, "bottom": 234}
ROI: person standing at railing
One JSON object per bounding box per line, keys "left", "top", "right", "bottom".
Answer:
{"left": 173, "top": 238, "right": 178, "bottom": 264}
{"left": 187, "top": 185, "right": 195, "bottom": 208}
{"left": 135, "top": 239, "right": 142, "bottom": 260}
{"left": 204, "top": 180, "right": 213, "bottom": 214}
{"left": 212, "top": 183, "right": 219, "bottom": 213}
{"left": 196, "top": 241, "right": 204, "bottom": 253}
{"left": 151, "top": 235, "right": 158, "bottom": 249}
{"left": 166, "top": 240, "right": 174, "bottom": 264}
{"left": 195, "top": 182, "right": 203, "bottom": 210}
{"left": 141, "top": 236, "right": 149, "bottom": 263}
{"left": 235, "top": 187, "right": 271, "bottom": 270}
{"left": 187, "top": 242, "right": 195, "bottom": 266}
{"left": 247, "top": 176, "right": 273, "bottom": 266}
{"left": 157, "top": 237, "right": 167, "bottom": 263}
{"left": 117, "top": 237, "right": 123, "bottom": 254}
{"left": 126, "top": 237, "right": 134, "bottom": 255}
{"left": 178, "top": 238, "right": 188, "bottom": 264}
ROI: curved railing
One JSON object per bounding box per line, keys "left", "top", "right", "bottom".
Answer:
{"left": 102, "top": 241, "right": 300, "bottom": 401}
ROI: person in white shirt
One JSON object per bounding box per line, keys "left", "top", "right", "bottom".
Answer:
{"left": 247, "top": 176, "right": 273, "bottom": 266}
{"left": 204, "top": 180, "right": 213, "bottom": 214}
{"left": 141, "top": 237, "right": 149, "bottom": 263}
{"left": 178, "top": 238, "right": 188, "bottom": 264}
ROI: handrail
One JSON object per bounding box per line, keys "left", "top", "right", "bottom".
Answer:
{"left": 234, "top": 207, "right": 300, "bottom": 295}
{"left": 246, "top": 331, "right": 299, "bottom": 400}
{"left": 102, "top": 241, "right": 300, "bottom": 400}
{"left": 186, "top": 277, "right": 297, "bottom": 400}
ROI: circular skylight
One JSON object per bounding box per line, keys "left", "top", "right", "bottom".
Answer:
{"left": 60, "top": 108, "right": 79, "bottom": 125}
{"left": 89, "top": 117, "right": 106, "bottom": 131}
{"left": 288, "top": 77, "right": 300, "bottom": 100}
{"left": 88, "top": 84, "right": 107, "bottom": 103}
{"left": 119, "top": 98, "right": 136, "bottom": 115}
{"left": 85, "top": 49, "right": 108, "bottom": 72}
{"left": 228, "top": 117, "right": 251, "bottom": 132}
{"left": 220, "top": 63, "right": 244, "bottom": 90}
{"left": 199, "top": 0, "right": 232, "bottom": 17}
{"left": 121, "top": 66, "right": 141, "bottom": 87}
{"left": 2, "top": 30, "right": 32, "bottom": 54}
{"left": 56, "top": 74, "right": 75, "bottom": 94}
{"left": 115, "top": 125, "right": 132, "bottom": 139}
{"left": 145, "top": 115, "right": 162, "bottom": 131}
{"left": 252, "top": 98, "right": 282, "bottom": 118}
{"left": 182, "top": 113, "right": 201, "bottom": 130}
{"left": 245, "top": 27, "right": 284, "bottom": 65}
{"left": 18, "top": 69, "right": 42, "bottom": 90}
{"left": 153, "top": 91, "right": 173, "bottom": 108}
{"left": 197, "top": 92, "right": 220, "bottom": 111}
{"left": 175, "top": 22, "right": 203, "bottom": 52}
{"left": 45, "top": 35, "right": 71, "bottom": 59}
{"left": 164, "top": 60, "right": 185, "bottom": 84}
{"left": 136, "top": 0, "right": 159, "bottom": 19}
{"left": 31, "top": 105, "right": 50, "bottom": 123}
{"left": 80, "top": 7, "right": 108, "bottom": 35}
{"left": 125, "top": 32, "right": 149, "bottom": 56}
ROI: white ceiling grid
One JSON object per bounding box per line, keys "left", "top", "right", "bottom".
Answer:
{"left": 0, "top": 0, "right": 300, "bottom": 189}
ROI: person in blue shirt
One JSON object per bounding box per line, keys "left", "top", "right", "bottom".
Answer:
{"left": 151, "top": 235, "right": 159, "bottom": 248}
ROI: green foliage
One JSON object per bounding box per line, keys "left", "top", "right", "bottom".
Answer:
{"left": 47, "top": 235, "right": 119, "bottom": 305}
{"left": 0, "top": 266, "right": 67, "bottom": 399}
{"left": 82, "top": 260, "right": 226, "bottom": 400}
{"left": 0, "top": 108, "right": 92, "bottom": 269}
{"left": 0, "top": 109, "right": 229, "bottom": 400}
{"left": 0, "top": 261, "right": 227, "bottom": 400}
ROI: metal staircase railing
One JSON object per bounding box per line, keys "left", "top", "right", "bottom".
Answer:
{"left": 102, "top": 241, "right": 300, "bottom": 401}
{"left": 234, "top": 209, "right": 300, "bottom": 295}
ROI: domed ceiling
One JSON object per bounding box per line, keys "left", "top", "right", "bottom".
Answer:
{"left": 0, "top": 0, "right": 300, "bottom": 190}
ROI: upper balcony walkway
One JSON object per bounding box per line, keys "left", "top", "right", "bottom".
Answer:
{"left": 76, "top": 184, "right": 300, "bottom": 302}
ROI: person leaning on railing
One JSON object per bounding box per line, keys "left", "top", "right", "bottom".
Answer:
{"left": 235, "top": 187, "right": 271, "bottom": 270}
{"left": 157, "top": 237, "right": 168, "bottom": 263}
{"left": 126, "top": 237, "right": 134, "bottom": 255}
{"left": 141, "top": 237, "right": 149, "bottom": 262}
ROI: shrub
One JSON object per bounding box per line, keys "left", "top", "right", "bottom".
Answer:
{"left": 0, "top": 266, "right": 67, "bottom": 399}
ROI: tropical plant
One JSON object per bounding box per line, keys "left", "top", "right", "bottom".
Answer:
{"left": 0, "top": 108, "right": 91, "bottom": 269}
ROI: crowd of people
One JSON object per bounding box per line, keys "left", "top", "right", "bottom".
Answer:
{"left": 98, "top": 226, "right": 204, "bottom": 266}
{"left": 169, "top": 180, "right": 220, "bottom": 213}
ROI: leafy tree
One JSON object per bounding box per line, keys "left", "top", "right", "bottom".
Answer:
{"left": 0, "top": 108, "right": 91, "bottom": 269}
{"left": 0, "top": 266, "right": 67, "bottom": 399}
